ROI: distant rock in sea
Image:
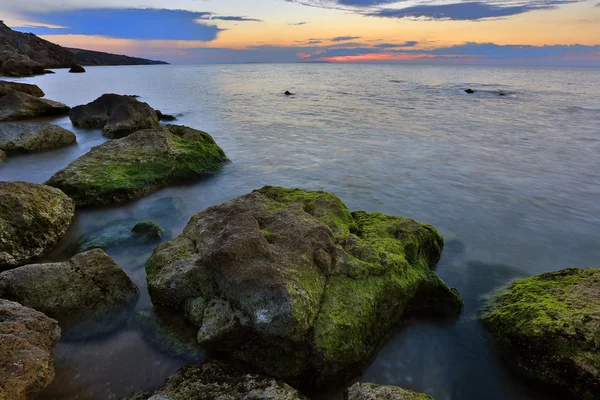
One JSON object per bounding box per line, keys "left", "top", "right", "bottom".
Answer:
{"left": 465, "top": 88, "right": 475, "bottom": 94}
{"left": 69, "top": 64, "right": 86, "bottom": 73}
{"left": 285, "top": 90, "right": 294, "bottom": 95}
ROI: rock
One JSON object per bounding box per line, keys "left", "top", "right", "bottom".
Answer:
{"left": 0, "top": 54, "right": 45, "bottom": 77}
{"left": 44, "top": 70, "right": 55, "bottom": 74}
{"left": 69, "top": 93, "right": 138, "bottom": 129}
{"left": 465, "top": 89, "right": 475, "bottom": 94}
{"left": 0, "top": 149, "right": 5, "bottom": 163}
{"left": 0, "top": 299, "right": 61, "bottom": 400}
{"left": 498, "top": 91, "right": 506, "bottom": 96}
{"left": 0, "top": 80, "right": 44, "bottom": 97}
{"left": 285, "top": 91, "right": 294, "bottom": 95}
{"left": 132, "top": 221, "right": 164, "bottom": 241}
{"left": 155, "top": 110, "right": 176, "bottom": 121}
{"left": 0, "top": 123, "right": 76, "bottom": 155}
{"left": 0, "top": 249, "right": 139, "bottom": 340}
{"left": 126, "top": 360, "right": 307, "bottom": 400}
{"left": 145, "top": 186, "right": 462, "bottom": 386}
{"left": 0, "top": 90, "right": 70, "bottom": 121}
{"left": 0, "top": 182, "right": 75, "bottom": 269}
{"left": 47, "top": 125, "right": 228, "bottom": 207}
{"left": 480, "top": 268, "right": 600, "bottom": 399}
{"left": 68, "top": 64, "right": 85, "bottom": 73}
{"left": 132, "top": 308, "right": 204, "bottom": 361}
{"left": 102, "top": 99, "right": 159, "bottom": 138}
{"left": 346, "top": 382, "right": 434, "bottom": 399}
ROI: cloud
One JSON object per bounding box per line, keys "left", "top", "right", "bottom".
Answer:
{"left": 198, "top": 15, "right": 262, "bottom": 22}
{"left": 331, "top": 35, "right": 361, "bottom": 41}
{"left": 289, "top": 21, "right": 309, "bottom": 25}
{"left": 13, "top": 8, "right": 223, "bottom": 40}
{"left": 374, "top": 41, "right": 418, "bottom": 48}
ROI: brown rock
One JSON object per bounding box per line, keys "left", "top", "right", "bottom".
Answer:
{"left": 0, "top": 90, "right": 69, "bottom": 121}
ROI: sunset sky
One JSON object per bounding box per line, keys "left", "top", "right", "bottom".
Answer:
{"left": 2, "top": 0, "right": 600, "bottom": 65}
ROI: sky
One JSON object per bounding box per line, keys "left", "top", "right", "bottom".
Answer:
{"left": 2, "top": 0, "right": 600, "bottom": 65}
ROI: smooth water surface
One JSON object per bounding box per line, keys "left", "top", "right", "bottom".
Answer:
{"left": 1, "top": 63, "right": 599, "bottom": 400}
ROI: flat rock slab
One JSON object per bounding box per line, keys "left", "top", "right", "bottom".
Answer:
{"left": 346, "top": 383, "right": 434, "bottom": 400}
{"left": 0, "top": 249, "right": 139, "bottom": 340}
{"left": 0, "top": 181, "right": 75, "bottom": 269}
{"left": 127, "top": 361, "right": 307, "bottom": 400}
{"left": 146, "top": 186, "right": 462, "bottom": 386}
{"left": 0, "top": 123, "right": 76, "bottom": 155}
{"left": 0, "top": 91, "right": 69, "bottom": 121}
{"left": 47, "top": 125, "right": 228, "bottom": 207}
{"left": 0, "top": 81, "right": 44, "bottom": 97}
{"left": 480, "top": 268, "right": 600, "bottom": 399}
{"left": 0, "top": 299, "right": 61, "bottom": 400}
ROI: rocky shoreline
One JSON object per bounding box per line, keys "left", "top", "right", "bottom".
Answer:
{"left": 0, "top": 77, "right": 598, "bottom": 400}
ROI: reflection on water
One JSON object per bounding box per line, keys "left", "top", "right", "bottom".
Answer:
{"left": 1, "top": 64, "right": 599, "bottom": 399}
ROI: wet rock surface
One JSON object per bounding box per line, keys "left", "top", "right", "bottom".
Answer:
{"left": 346, "top": 382, "right": 434, "bottom": 400}
{"left": 0, "top": 80, "right": 44, "bottom": 97}
{"left": 0, "top": 299, "right": 61, "bottom": 400}
{"left": 0, "top": 123, "right": 76, "bottom": 155}
{"left": 0, "top": 90, "right": 70, "bottom": 121}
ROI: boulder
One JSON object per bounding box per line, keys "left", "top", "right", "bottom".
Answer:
{"left": 44, "top": 70, "right": 55, "bottom": 74}
{"left": 126, "top": 361, "right": 307, "bottom": 400}
{"left": 0, "top": 90, "right": 70, "bottom": 121}
{"left": 0, "top": 299, "right": 61, "bottom": 400}
{"left": 46, "top": 125, "right": 228, "bottom": 207}
{"left": 0, "top": 182, "right": 75, "bottom": 269}
{"left": 465, "top": 89, "right": 475, "bottom": 94}
{"left": 146, "top": 186, "right": 462, "bottom": 386}
{"left": 102, "top": 99, "right": 159, "bottom": 138}
{"left": 346, "top": 383, "right": 434, "bottom": 400}
{"left": 480, "top": 268, "right": 600, "bottom": 399}
{"left": 0, "top": 149, "right": 5, "bottom": 163}
{"left": 132, "top": 221, "right": 164, "bottom": 241}
{"left": 0, "top": 54, "right": 44, "bottom": 77}
{"left": 0, "top": 80, "right": 44, "bottom": 97}
{"left": 69, "top": 94, "right": 138, "bottom": 129}
{"left": 155, "top": 110, "right": 176, "bottom": 121}
{"left": 0, "top": 249, "right": 139, "bottom": 340}
{"left": 285, "top": 91, "right": 294, "bottom": 96}
{"left": 76, "top": 220, "right": 165, "bottom": 252}
{"left": 0, "top": 123, "right": 76, "bottom": 155}
{"left": 68, "top": 64, "right": 85, "bottom": 73}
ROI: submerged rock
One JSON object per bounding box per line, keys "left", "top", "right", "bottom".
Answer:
{"left": 146, "top": 186, "right": 462, "bottom": 385}
{"left": 132, "top": 221, "right": 164, "bottom": 241}
{"left": 480, "top": 268, "right": 600, "bottom": 399}
{"left": 0, "top": 90, "right": 70, "bottom": 121}
{"left": 77, "top": 220, "right": 165, "bottom": 251}
{"left": 127, "top": 360, "right": 307, "bottom": 400}
{"left": 0, "top": 123, "right": 76, "bottom": 155}
{"left": 46, "top": 125, "right": 228, "bottom": 207}
{"left": 346, "top": 382, "right": 434, "bottom": 400}
{"left": 69, "top": 64, "right": 86, "bottom": 73}
{"left": 69, "top": 93, "right": 159, "bottom": 137}
{"left": 0, "top": 299, "right": 61, "bottom": 400}
{"left": 0, "top": 181, "right": 75, "bottom": 269}
{"left": 0, "top": 249, "right": 139, "bottom": 340}
{"left": 465, "top": 89, "right": 475, "bottom": 94}
{"left": 0, "top": 80, "right": 44, "bottom": 97}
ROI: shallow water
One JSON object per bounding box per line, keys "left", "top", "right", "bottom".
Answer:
{"left": 1, "top": 63, "right": 599, "bottom": 399}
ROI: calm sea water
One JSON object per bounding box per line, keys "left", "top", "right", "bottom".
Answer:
{"left": 1, "top": 64, "right": 599, "bottom": 400}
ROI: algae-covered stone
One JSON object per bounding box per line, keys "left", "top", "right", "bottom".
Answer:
{"left": 346, "top": 383, "right": 434, "bottom": 400}
{"left": 0, "top": 123, "right": 76, "bottom": 155}
{"left": 0, "top": 181, "right": 75, "bottom": 269}
{"left": 132, "top": 221, "right": 164, "bottom": 241}
{"left": 0, "top": 90, "right": 69, "bottom": 121}
{"left": 146, "top": 186, "right": 462, "bottom": 386}
{"left": 127, "top": 360, "right": 307, "bottom": 400}
{"left": 0, "top": 299, "right": 61, "bottom": 400}
{"left": 0, "top": 249, "right": 139, "bottom": 339}
{"left": 46, "top": 125, "right": 228, "bottom": 207}
{"left": 0, "top": 80, "right": 44, "bottom": 97}
{"left": 480, "top": 268, "right": 600, "bottom": 399}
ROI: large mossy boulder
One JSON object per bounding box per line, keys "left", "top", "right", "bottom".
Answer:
{"left": 0, "top": 80, "right": 44, "bottom": 97}
{"left": 127, "top": 360, "right": 307, "bottom": 400}
{"left": 346, "top": 382, "right": 434, "bottom": 400}
{"left": 68, "top": 93, "right": 159, "bottom": 137}
{"left": 0, "top": 182, "right": 75, "bottom": 269}
{"left": 146, "top": 186, "right": 462, "bottom": 386}
{"left": 0, "top": 90, "right": 70, "bottom": 121}
{"left": 0, "top": 249, "right": 139, "bottom": 340}
{"left": 0, "top": 123, "right": 76, "bottom": 155}
{"left": 480, "top": 268, "right": 600, "bottom": 399}
{"left": 46, "top": 125, "right": 228, "bottom": 207}
{"left": 0, "top": 299, "right": 61, "bottom": 400}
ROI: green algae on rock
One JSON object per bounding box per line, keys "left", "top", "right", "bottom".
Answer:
{"left": 145, "top": 186, "right": 462, "bottom": 386}
{"left": 0, "top": 249, "right": 139, "bottom": 340}
{"left": 0, "top": 123, "right": 76, "bottom": 155}
{"left": 480, "top": 268, "right": 600, "bottom": 399}
{"left": 0, "top": 299, "right": 61, "bottom": 400}
{"left": 346, "top": 382, "right": 434, "bottom": 400}
{"left": 132, "top": 221, "right": 164, "bottom": 241}
{"left": 0, "top": 181, "right": 75, "bottom": 269}
{"left": 46, "top": 125, "right": 228, "bottom": 207}
{"left": 126, "top": 360, "right": 307, "bottom": 400}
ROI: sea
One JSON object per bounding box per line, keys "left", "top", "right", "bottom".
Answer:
{"left": 1, "top": 63, "right": 599, "bottom": 400}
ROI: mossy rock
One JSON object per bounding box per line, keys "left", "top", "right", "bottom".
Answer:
{"left": 480, "top": 268, "right": 600, "bottom": 399}
{"left": 0, "top": 181, "right": 75, "bottom": 269}
{"left": 132, "top": 221, "right": 164, "bottom": 241}
{"left": 0, "top": 80, "right": 44, "bottom": 97}
{"left": 0, "top": 123, "right": 76, "bottom": 155}
{"left": 346, "top": 382, "right": 434, "bottom": 400}
{"left": 46, "top": 125, "right": 228, "bottom": 207}
{"left": 0, "top": 90, "right": 69, "bottom": 121}
{"left": 146, "top": 186, "right": 462, "bottom": 386}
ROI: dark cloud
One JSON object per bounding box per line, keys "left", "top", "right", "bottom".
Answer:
{"left": 200, "top": 15, "right": 262, "bottom": 22}
{"left": 331, "top": 35, "right": 361, "bottom": 41}
{"left": 374, "top": 41, "right": 418, "bottom": 48}
{"left": 289, "top": 21, "right": 309, "bottom": 25}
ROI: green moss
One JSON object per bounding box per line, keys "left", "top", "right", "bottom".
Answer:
{"left": 285, "top": 265, "right": 326, "bottom": 337}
